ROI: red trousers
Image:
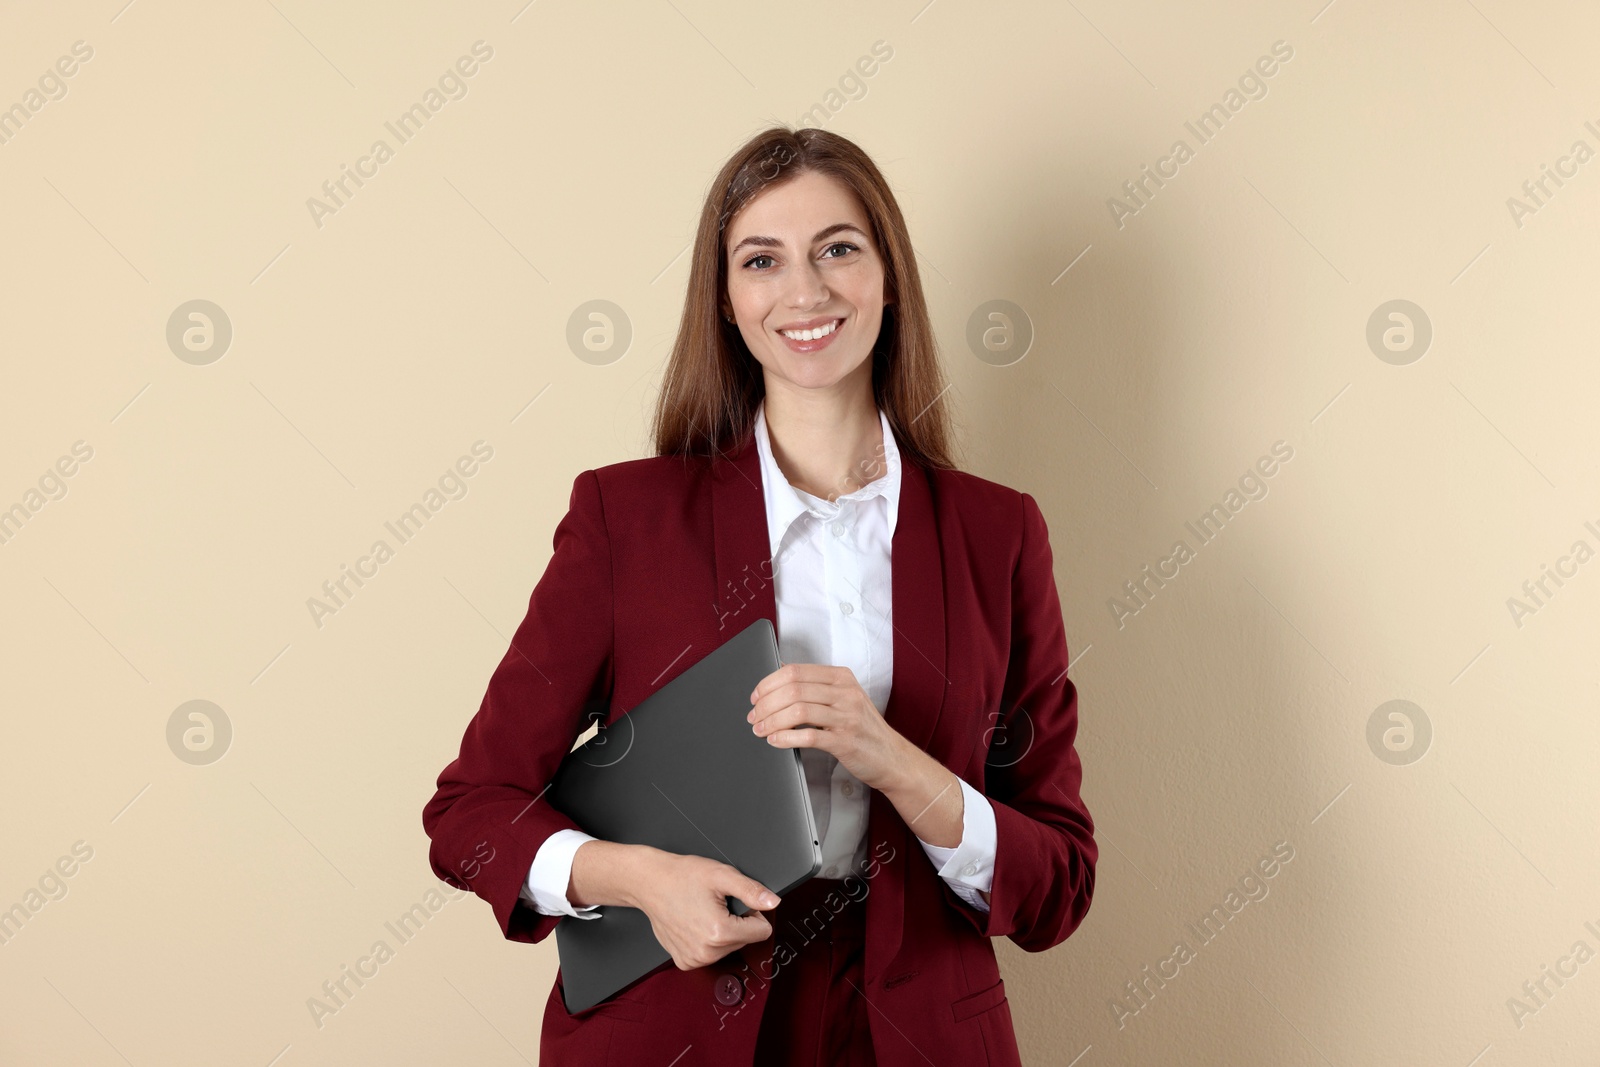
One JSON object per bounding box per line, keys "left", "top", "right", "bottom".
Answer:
{"left": 751, "top": 875, "right": 877, "bottom": 1066}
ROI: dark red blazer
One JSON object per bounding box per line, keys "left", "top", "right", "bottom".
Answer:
{"left": 422, "top": 423, "right": 1097, "bottom": 1067}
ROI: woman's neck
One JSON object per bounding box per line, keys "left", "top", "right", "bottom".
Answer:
{"left": 762, "top": 389, "right": 885, "bottom": 503}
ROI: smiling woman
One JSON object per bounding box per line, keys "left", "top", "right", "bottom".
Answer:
{"left": 423, "top": 126, "right": 1097, "bottom": 1067}
{"left": 657, "top": 129, "right": 955, "bottom": 474}
{"left": 716, "top": 171, "right": 896, "bottom": 480}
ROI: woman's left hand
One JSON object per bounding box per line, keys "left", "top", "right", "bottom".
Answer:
{"left": 748, "top": 663, "right": 910, "bottom": 792}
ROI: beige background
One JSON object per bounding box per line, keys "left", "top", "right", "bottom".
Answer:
{"left": 2, "top": 0, "right": 1597, "bottom": 1064}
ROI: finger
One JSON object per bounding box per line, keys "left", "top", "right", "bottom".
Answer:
{"left": 721, "top": 870, "right": 781, "bottom": 913}
{"left": 753, "top": 702, "right": 831, "bottom": 738}
{"left": 750, "top": 662, "right": 833, "bottom": 702}
{"left": 748, "top": 680, "right": 838, "bottom": 722}
{"left": 766, "top": 720, "right": 830, "bottom": 751}
{"left": 748, "top": 694, "right": 838, "bottom": 735}
{"left": 728, "top": 911, "right": 774, "bottom": 946}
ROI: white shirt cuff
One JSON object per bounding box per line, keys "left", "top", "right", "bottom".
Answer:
{"left": 915, "top": 777, "right": 996, "bottom": 913}
{"left": 521, "top": 828, "right": 604, "bottom": 920}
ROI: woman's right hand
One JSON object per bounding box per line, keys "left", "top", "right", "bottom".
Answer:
{"left": 630, "top": 850, "right": 782, "bottom": 971}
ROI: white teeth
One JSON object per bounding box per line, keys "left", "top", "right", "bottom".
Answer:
{"left": 781, "top": 318, "right": 841, "bottom": 341}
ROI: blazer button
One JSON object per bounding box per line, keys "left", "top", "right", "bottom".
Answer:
{"left": 714, "top": 973, "right": 745, "bottom": 1006}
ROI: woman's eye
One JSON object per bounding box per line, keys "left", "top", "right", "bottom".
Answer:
{"left": 742, "top": 243, "right": 859, "bottom": 270}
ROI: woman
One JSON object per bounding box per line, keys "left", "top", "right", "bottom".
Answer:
{"left": 422, "top": 126, "right": 1097, "bottom": 1066}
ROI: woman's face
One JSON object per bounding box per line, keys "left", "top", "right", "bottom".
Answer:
{"left": 722, "top": 169, "right": 891, "bottom": 396}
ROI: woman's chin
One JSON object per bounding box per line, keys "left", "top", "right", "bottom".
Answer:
{"left": 764, "top": 354, "right": 872, "bottom": 392}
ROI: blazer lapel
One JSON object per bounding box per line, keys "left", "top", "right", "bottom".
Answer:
{"left": 709, "top": 427, "right": 778, "bottom": 639}
{"left": 879, "top": 448, "right": 949, "bottom": 753}
{"left": 867, "top": 445, "right": 946, "bottom": 979}
{"left": 710, "top": 420, "right": 948, "bottom": 981}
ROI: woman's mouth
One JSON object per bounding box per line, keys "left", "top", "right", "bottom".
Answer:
{"left": 776, "top": 317, "right": 845, "bottom": 353}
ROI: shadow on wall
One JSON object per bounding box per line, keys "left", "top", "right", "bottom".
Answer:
{"left": 959, "top": 163, "right": 1335, "bottom": 1067}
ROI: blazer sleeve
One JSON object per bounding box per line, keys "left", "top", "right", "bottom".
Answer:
{"left": 948, "top": 490, "right": 1098, "bottom": 951}
{"left": 421, "top": 468, "right": 614, "bottom": 945}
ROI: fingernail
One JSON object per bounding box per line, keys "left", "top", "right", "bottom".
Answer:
{"left": 761, "top": 894, "right": 778, "bottom": 907}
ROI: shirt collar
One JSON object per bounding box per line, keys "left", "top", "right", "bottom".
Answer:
{"left": 753, "top": 398, "right": 902, "bottom": 559}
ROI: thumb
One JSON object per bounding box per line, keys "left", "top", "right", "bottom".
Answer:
{"left": 720, "top": 868, "right": 781, "bottom": 914}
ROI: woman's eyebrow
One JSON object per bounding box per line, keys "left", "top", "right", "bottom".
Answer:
{"left": 729, "top": 222, "right": 868, "bottom": 256}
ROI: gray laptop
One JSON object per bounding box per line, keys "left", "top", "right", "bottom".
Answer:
{"left": 546, "top": 617, "right": 823, "bottom": 1014}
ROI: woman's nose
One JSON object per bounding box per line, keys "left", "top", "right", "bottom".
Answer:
{"left": 783, "top": 259, "right": 829, "bottom": 309}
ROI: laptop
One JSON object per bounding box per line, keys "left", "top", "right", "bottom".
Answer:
{"left": 546, "top": 617, "right": 823, "bottom": 1014}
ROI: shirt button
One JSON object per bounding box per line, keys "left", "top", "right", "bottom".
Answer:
{"left": 831, "top": 522, "right": 846, "bottom": 537}
{"left": 840, "top": 602, "right": 854, "bottom": 616}
{"left": 714, "top": 973, "right": 744, "bottom": 1006}
{"left": 962, "top": 863, "right": 979, "bottom": 877}
{"left": 841, "top": 781, "right": 855, "bottom": 797}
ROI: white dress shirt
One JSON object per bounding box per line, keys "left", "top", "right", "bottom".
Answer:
{"left": 521, "top": 400, "right": 997, "bottom": 919}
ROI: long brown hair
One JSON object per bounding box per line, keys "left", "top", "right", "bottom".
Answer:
{"left": 650, "top": 126, "right": 958, "bottom": 471}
